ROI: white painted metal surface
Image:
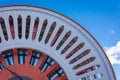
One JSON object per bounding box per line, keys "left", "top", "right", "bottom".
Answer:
{"left": 0, "top": 5, "right": 116, "bottom": 80}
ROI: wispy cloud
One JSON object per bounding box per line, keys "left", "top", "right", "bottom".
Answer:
{"left": 110, "top": 30, "right": 115, "bottom": 34}
{"left": 104, "top": 41, "right": 120, "bottom": 64}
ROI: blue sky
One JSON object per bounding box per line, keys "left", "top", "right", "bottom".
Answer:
{"left": 0, "top": 0, "right": 120, "bottom": 79}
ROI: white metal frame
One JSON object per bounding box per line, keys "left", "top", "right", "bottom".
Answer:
{"left": 0, "top": 5, "right": 116, "bottom": 80}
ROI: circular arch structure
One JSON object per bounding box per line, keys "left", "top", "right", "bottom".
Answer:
{"left": 0, "top": 5, "right": 116, "bottom": 80}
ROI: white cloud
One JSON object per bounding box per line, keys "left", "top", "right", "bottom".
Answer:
{"left": 110, "top": 30, "right": 115, "bottom": 34}
{"left": 104, "top": 41, "right": 120, "bottom": 64}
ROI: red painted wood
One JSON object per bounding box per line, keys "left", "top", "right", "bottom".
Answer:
{"left": 0, "top": 53, "right": 6, "bottom": 66}
{"left": 0, "top": 54, "right": 9, "bottom": 80}
{"left": 26, "top": 48, "right": 32, "bottom": 64}
{"left": 55, "top": 75, "right": 67, "bottom": 80}
{"left": 13, "top": 49, "right": 18, "bottom": 65}
{"left": 44, "top": 63, "right": 60, "bottom": 77}
{"left": 10, "top": 22, "right": 15, "bottom": 39}
{"left": 0, "top": 48, "right": 68, "bottom": 80}
{"left": 32, "top": 53, "right": 47, "bottom": 78}
{"left": 0, "top": 69, "right": 10, "bottom": 80}
{"left": 32, "top": 18, "right": 39, "bottom": 40}
{"left": 36, "top": 53, "right": 47, "bottom": 69}
{"left": 50, "top": 26, "right": 64, "bottom": 46}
